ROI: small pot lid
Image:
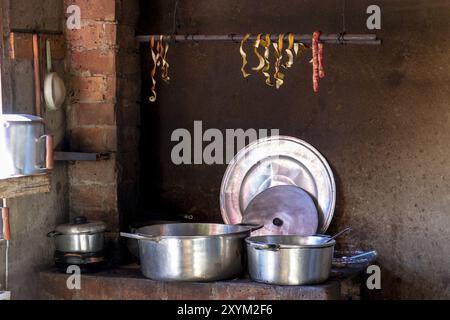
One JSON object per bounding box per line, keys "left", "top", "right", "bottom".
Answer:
{"left": 55, "top": 216, "right": 106, "bottom": 235}
{"left": 0, "top": 114, "right": 44, "bottom": 123}
{"left": 243, "top": 185, "right": 319, "bottom": 236}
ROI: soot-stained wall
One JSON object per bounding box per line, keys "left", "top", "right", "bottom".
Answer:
{"left": 138, "top": 0, "right": 450, "bottom": 299}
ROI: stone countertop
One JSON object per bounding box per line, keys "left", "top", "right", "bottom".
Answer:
{"left": 39, "top": 264, "right": 346, "bottom": 300}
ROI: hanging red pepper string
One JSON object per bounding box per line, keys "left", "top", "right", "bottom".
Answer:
{"left": 318, "top": 42, "right": 325, "bottom": 79}
{"left": 311, "top": 31, "right": 321, "bottom": 93}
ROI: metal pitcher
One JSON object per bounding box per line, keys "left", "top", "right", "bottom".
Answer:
{"left": 0, "top": 114, "right": 53, "bottom": 178}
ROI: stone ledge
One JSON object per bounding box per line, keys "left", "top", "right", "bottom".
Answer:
{"left": 39, "top": 265, "right": 342, "bottom": 300}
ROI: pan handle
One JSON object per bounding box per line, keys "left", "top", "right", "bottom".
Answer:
{"left": 46, "top": 231, "right": 62, "bottom": 238}
{"left": 120, "top": 232, "right": 158, "bottom": 241}
{"left": 339, "top": 250, "right": 378, "bottom": 261}
{"left": 235, "top": 223, "right": 264, "bottom": 232}
{"left": 46, "top": 39, "right": 52, "bottom": 73}
{"left": 252, "top": 243, "right": 281, "bottom": 251}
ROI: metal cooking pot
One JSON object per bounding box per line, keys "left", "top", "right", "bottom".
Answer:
{"left": 246, "top": 235, "right": 335, "bottom": 285}
{"left": 0, "top": 114, "right": 53, "bottom": 178}
{"left": 47, "top": 216, "right": 106, "bottom": 253}
{"left": 121, "top": 223, "right": 261, "bottom": 282}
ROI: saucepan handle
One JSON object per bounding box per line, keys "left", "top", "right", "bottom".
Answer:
{"left": 36, "top": 134, "right": 54, "bottom": 170}
{"left": 235, "top": 223, "right": 264, "bottom": 232}
{"left": 252, "top": 243, "right": 281, "bottom": 251}
{"left": 332, "top": 250, "right": 378, "bottom": 269}
{"left": 120, "top": 232, "right": 158, "bottom": 241}
{"left": 46, "top": 231, "right": 62, "bottom": 238}
{"left": 341, "top": 250, "right": 378, "bottom": 261}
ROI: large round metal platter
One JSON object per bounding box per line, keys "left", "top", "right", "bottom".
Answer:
{"left": 220, "top": 136, "right": 336, "bottom": 234}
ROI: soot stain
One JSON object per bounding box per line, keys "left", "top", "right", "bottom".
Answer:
{"left": 386, "top": 70, "right": 405, "bottom": 88}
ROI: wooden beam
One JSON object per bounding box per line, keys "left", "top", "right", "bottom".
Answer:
{"left": 0, "top": 173, "right": 51, "bottom": 199}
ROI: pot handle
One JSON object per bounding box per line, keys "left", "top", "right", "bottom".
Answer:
{"left": 47, "top": 231, "right": 62, "bottom": 238}
{"left": 36, "top": 134, "right": 54, "bottom": 170}
{"left": 120, "top": 232, "right": 157, "bottom": 241}
{"left": 235, "top": 223, "right": 264, "bottom": 232}
{"left": 252, "top": 243, "right": 281, "bottom": 251}
{"left": 338, "top": 250, "right": 378, "bottom": 261}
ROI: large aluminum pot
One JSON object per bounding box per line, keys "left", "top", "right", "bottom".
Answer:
{"left": 47, "top": 216, "right": 106, "bottom": 253}
{"left": 0, "top": 114, "right": 53, "bottom": 178}
{"left": 121, "top": 223, "right": 261, "bottom": 282}
{"left": 246, "top": 235, "right": 335, "bottom": 285}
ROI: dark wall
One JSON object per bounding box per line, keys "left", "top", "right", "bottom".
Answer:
{"left": 138, "top": 0, "right": 450, "bottom": 299}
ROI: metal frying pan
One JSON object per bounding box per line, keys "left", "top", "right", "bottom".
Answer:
{"left": 44, "top": 39, "right": 66, "bottom": 111}
{"left": 243, "top": 185, "right": 319, "bottom": 236}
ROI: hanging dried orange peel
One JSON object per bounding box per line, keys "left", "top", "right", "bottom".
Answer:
{"left": 272, "top": 33, "right": 285, "bottom": 89}
{"left": 239, "top": 33, "right": 252, "bottom": 78}
{"left": 149, "top": 36, "right": 171, "bottom": 102}
{"left": 283, "top": 33, "right": 295, "bottom": 69}
{"left": 252, "top": 34, "right": 265, "bottom": 72}
{"left": 261, "top": 34, "right": 273, "bottom": 86}
{"left": 239, "top": 33, "right": 312, "bottom": 90}
{"left": 159, "top": 36, "right": 170, "bottom": 83}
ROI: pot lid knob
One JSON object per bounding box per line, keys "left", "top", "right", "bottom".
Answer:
{"left": 73, "top": 216, "right": 88, "bottom": 225}
{"left": 273, "top": 218, "right": 284, "bottom": 227}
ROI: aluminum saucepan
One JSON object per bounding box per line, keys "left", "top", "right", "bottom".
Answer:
{"left": 47, "top": 216, "right": 106, "bottom": 253}
{"left": 246, "top": 235, "right": 335, "bottom": 285}
{"left": 121, "top": 223, "right": 262, "bottom": 282}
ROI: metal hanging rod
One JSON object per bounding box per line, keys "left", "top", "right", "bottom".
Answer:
{"left": 136, "top": 34, "right": 381, "bottom": 45}
{"left": 10, "top": 28, "right": 63, "bottom": 35}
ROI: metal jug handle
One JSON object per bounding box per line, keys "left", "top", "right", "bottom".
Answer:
{"left": 35, "top": 134, "right": 54, "bottom": 170}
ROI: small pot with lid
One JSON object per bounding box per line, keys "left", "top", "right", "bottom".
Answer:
{"left": 47, "top": 216, "right": 106, "bottom": 253}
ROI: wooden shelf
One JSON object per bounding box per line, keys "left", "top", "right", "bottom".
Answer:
{"left": 54, "top": 152, "right": 110, "bottom": 161}
{"left": 0, "top": 173, "right": 51, "bottom": 199}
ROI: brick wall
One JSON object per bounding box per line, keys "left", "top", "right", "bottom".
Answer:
{"left": 65, "top": 0, "right": 140, "bottom": 232}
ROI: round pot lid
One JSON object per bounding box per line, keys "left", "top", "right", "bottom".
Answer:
{"left": 243, "top": 185, "right": 318, "bottom": 236}
{"left": 55, "top": 216, "right": 106, "bottom": 235}
{"left": 220, "top": 136, "right": 336, "bottom": 234}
